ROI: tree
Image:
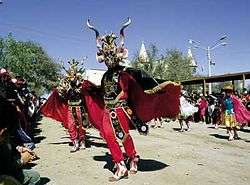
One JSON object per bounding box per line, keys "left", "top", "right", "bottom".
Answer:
{"left": 131, "top": 44, "right": 194, "bottom": 82}
{"left": 163, "top": 49, "right": 194, "bottom": 82}
{"left": 0, "top": 34, "right": 61, "bottom": 95}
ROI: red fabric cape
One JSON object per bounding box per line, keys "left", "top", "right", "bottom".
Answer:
{"left": 119, "top": 72, "right": 181, "bottom": 122}
{"left": 40, "top": 89, "right": 69, "bottom": 128}
{"left": 40, "top": 81, "right": 104, "bottom": 131}
{"left": 81, "top": 81, "right": 104, "bottom": 131}
{"left": 41, "top": 74, "right": 181, "bottom": 129}
{"left": 232, "top": 95, "right": 250, "bottom": 124}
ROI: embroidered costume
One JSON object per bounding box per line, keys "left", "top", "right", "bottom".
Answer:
{"left": 41, "top": 60, "right": 103, "bottom": 152}
{"left": 87, "top": 17, "right": 181, "bottom": 181}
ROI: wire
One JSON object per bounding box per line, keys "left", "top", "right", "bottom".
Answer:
{"left": 0, "top": 21, "right": 88, "bottom": 44}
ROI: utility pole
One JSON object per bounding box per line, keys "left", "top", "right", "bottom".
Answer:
{"left": 189, "top": 36, "right": 227, "bottom": 94}
{"left": 207, "top": 46, "right": 212, "bottom": 94}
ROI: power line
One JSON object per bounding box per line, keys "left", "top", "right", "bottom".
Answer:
{"left": 0, "top": 21, "right": 88, "bottom": 44}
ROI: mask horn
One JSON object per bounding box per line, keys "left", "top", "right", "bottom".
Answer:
{"left": 120, "top": 17, "right": 131, "bottom": 46}
{"left": 87, "top": 19, "right": 101, "bottom": 48}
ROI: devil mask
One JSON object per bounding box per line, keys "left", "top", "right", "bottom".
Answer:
{"left": 87, "top": 18, "right": 131, "bottom": 69}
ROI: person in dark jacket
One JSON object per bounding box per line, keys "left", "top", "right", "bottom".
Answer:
{"left": 0, "top": 97, "right": 40, "bottom": 185}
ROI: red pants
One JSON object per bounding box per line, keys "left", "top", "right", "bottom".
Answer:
{"left": 66, "top": 107, "right": 86, "bottom": 142}
{"left": 102, "top": 107, "right": 137, "bottom": 163}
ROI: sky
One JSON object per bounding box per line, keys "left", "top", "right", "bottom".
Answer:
{"left": 0, "top": 0, "right": 250, "bottom": 76}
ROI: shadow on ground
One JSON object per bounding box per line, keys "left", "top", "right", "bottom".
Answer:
{"left": 138, "top": 159, "right": 169, "bottom": 172}
{"left": 48, "top": 141, "right": 71, "bottom": 145}
{"left": 93, "top": 153, "right": 169, "bottom": 173}
{"left": 207, "top": 126, "right": 217, "bottom": 129}
{"left": 88, "top": 140, "right": 108, "bottom": 148}
{"left": 34, "top": 136, "right": 46, "bottom": 144}
{"left": 239, "top": 127, "right": 250, "bottom": 133}
{"left": 210, "top": 134, "right": 228, "bottom": 140}
{"left": 48, "top": 139, "right": 107, "bottom": 148}
{"left": 87, "top": 135, "right": 103, "bottom": 140}
{"left": 172, "top": 128, "right": 181, "bottom": 131}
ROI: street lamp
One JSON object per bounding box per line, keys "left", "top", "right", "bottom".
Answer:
{"left": 189, "top": 35, "right": 227, "bottom": 94}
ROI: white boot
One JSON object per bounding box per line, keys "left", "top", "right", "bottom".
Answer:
{"left": 109, "top": 161, "right": 128, "bottom": 182}
{"left": 228, "top": 131, "right": 234, "bottom": 141}
{"left": 70, "top": 140, "right": 80, "bottom": 152}
{"left": 79, "top": 140, "right": 86, "bottom": 150}
{"left": 130, "top": 156, "right": 139, "bottom": 174}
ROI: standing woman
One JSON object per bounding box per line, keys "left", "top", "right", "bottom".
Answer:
{"left": 222, "top": 85, "right": 250, "bottom": 141}
{"left": 222, "top": 86, "right": 238, "bottom": 140}
{"left": 198, "top": 94, "right": 208, "bottom": 123}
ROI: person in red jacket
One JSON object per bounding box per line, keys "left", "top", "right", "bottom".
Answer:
{"left": 198, "top": 94, "right": 208, "bottom": 122}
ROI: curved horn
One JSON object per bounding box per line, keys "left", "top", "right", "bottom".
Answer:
{"left": 120, "top": 17, "right": 131, "bottom": 46}
{"left": 87, "top": 19, "right": 100, "bottom": 39}
{"left": 87, "top": 19, "right": 101, "bottom": 48}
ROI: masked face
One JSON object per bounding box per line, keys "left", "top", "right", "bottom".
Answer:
{"left": 87, "top": 18, "right": 131, "bottom": 69}
{"left": 96, "top": 34, "right": 128, "bottom": 68}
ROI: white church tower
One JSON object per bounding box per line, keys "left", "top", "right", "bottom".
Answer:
{"left": 139, "top": 42, "right": 149, "bottom": 63}
{"left": 187, "top": 47, "right": 197, "bottom": 67}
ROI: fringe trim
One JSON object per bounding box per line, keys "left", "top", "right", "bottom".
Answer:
{"left": 144, "top": 81, "right": 180, "bottom": 94}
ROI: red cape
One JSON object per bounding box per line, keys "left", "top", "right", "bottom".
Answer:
{"left": 40, "top": 81, "right": 104, "bottom": 131}
{"left": 41, "top": 74, "right": 180, "bottom": 129}
{"left": 119, "top": 72, "right": 181, "bottom": 122}
{"left": 232, "top": 95, "right": 250, "bottom": 124}
{"left": 40, "top": 89, "right": 69, "bottom": 128}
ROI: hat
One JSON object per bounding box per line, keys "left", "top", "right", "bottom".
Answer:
{"left": 224, "top": 85, "right": 233, "bottom": 91}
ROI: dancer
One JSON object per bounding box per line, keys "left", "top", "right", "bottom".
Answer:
{"left": 87, "top": 17, "right": 181, "bottom": 181}
{"left": 222, "top": 85, "right": 250, "bottom": 141}
{"left": 41, "top": 60, "right": 103, "bottom": 152}
{"left": 179, "top": 91, "right": 198, "bottom": 132}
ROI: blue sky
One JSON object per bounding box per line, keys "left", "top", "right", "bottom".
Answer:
{"left": 0, "top": 0, "right": 249, "bottom": 76}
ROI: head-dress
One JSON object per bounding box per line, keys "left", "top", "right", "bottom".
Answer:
{"left": 87, "top": 18, "right": 131, "bottom": 68}
{"left": 57, "top": 59, "right": 85, "bottom": 97}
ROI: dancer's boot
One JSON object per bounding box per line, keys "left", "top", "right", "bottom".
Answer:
{"left": 70, "top": 140, "right": 80, "bottom": 152}
{"left": 109, "top": 161, "right": 128, "bottom": 182}
{"left": 130, "top": 155, "right": 140, "bottom": 174}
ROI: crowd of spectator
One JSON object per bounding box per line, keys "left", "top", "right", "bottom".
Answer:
{"left": 0, "top": 68, "right": 45, "bottom": 185}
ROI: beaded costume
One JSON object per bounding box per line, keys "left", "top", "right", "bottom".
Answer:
{"left": 87, "top": 17, "right": 181, "bottom": 181}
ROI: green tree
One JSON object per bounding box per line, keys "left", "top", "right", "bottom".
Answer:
{"left": 0, "top": 34, "right": 61, "bottom": 95}
{"left": 163, "top": 49, "right": 194, "bottom": 82}
{"left": 131, "top": 44, "right": 194, "bottom": 82}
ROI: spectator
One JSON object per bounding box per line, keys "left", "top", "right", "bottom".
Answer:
{"left": 0, "top": 97, "right": 40, "bottom": 185}
{"left": 198, "top": 94, "right": 208, "bottom": 123}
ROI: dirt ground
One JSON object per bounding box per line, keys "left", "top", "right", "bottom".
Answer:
{"left": 32, "top": 117, "right": 250, "bottom": 185}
